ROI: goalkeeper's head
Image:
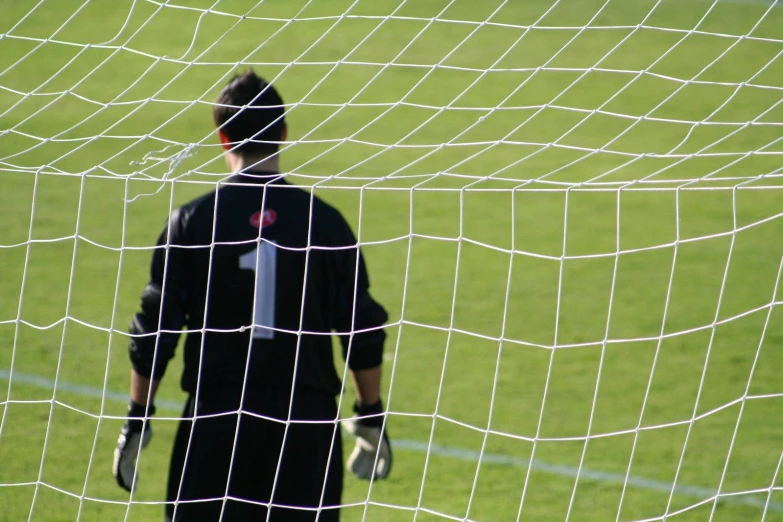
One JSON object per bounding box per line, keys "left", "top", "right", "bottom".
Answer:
{"left": 213, "top": 70, "right": 286, "bottom": 165}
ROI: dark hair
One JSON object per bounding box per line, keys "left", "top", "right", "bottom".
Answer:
{"left": 212, "top": 70, "right": 285, "bottom": 156}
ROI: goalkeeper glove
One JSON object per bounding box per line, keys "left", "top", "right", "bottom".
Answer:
{"left": 343, "top": 399, "right": 392, "bottom": 480}
{"left": 113, "top": 401, "right": 154, "bottom": 492}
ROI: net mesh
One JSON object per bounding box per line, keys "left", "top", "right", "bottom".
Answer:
{"left": 1, "top": 0, "right": 783, "bottom": 521}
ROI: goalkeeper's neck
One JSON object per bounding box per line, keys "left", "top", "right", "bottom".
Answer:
{"left": 226, "top": 150, "right": 281, "bottom": 176}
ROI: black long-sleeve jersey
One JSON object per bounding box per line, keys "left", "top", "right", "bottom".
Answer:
{"left": 128, "top": 174, "right": 388, "bottom": 396}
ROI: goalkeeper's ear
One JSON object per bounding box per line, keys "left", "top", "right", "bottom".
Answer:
{"left": 218, "top": 130, "right": 231, "bottom": 151}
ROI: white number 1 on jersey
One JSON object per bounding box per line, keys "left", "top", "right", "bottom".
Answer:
{"left": 238, "top": 241, "right": 277, "bottom": 339}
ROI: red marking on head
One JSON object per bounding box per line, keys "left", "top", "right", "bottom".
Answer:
{"left": 250, "top": 209, "right": 277, "bottom": 228}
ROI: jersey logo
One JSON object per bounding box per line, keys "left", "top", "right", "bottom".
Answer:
{"left": 250, "top": 209, "right": 277, "bottom": 228}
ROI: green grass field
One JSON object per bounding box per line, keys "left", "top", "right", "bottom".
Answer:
{"left": 2, "top": 0, "right": 783, "bottom": 520}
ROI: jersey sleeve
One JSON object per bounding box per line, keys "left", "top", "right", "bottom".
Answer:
{"left": 327, "top": 214, "right": 388, "bottom": 371}
{"left": 128, "top": 209, "right": 189, "bottom": 380}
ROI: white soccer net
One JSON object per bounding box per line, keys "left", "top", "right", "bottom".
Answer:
{"left": 1, "top": 0, "right": 783, "bottom": 520}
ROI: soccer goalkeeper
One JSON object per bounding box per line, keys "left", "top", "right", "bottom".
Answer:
{"left": 112, "top": 70, "right": 392, "bottom": 522}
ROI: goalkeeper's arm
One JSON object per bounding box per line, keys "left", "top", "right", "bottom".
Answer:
{"left": 326, "top": 212, "right": 391, "bottom": 480}
{"left": 113, "top": 213, "right": 188, "bottom": 492}
{"left": 352, "top": 365, "right": 380, "bottom": 407}
{"left": 130, "top": 370, "right": 160, "bottom": 414}
{"left": 336, "top": 274, "right": 392, "bottom": 481}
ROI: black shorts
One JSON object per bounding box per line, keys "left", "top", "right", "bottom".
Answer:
{"left": 165, "top": 387, "right": 343, "bottom": 522}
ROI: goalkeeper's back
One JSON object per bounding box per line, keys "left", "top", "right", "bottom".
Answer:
{"left": 129, "top": 172, "right": 388, "bottom": 399}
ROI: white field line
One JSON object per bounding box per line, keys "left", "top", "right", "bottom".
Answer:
{"left": 0, "top": 369, "right": 780, "bottom": 513}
